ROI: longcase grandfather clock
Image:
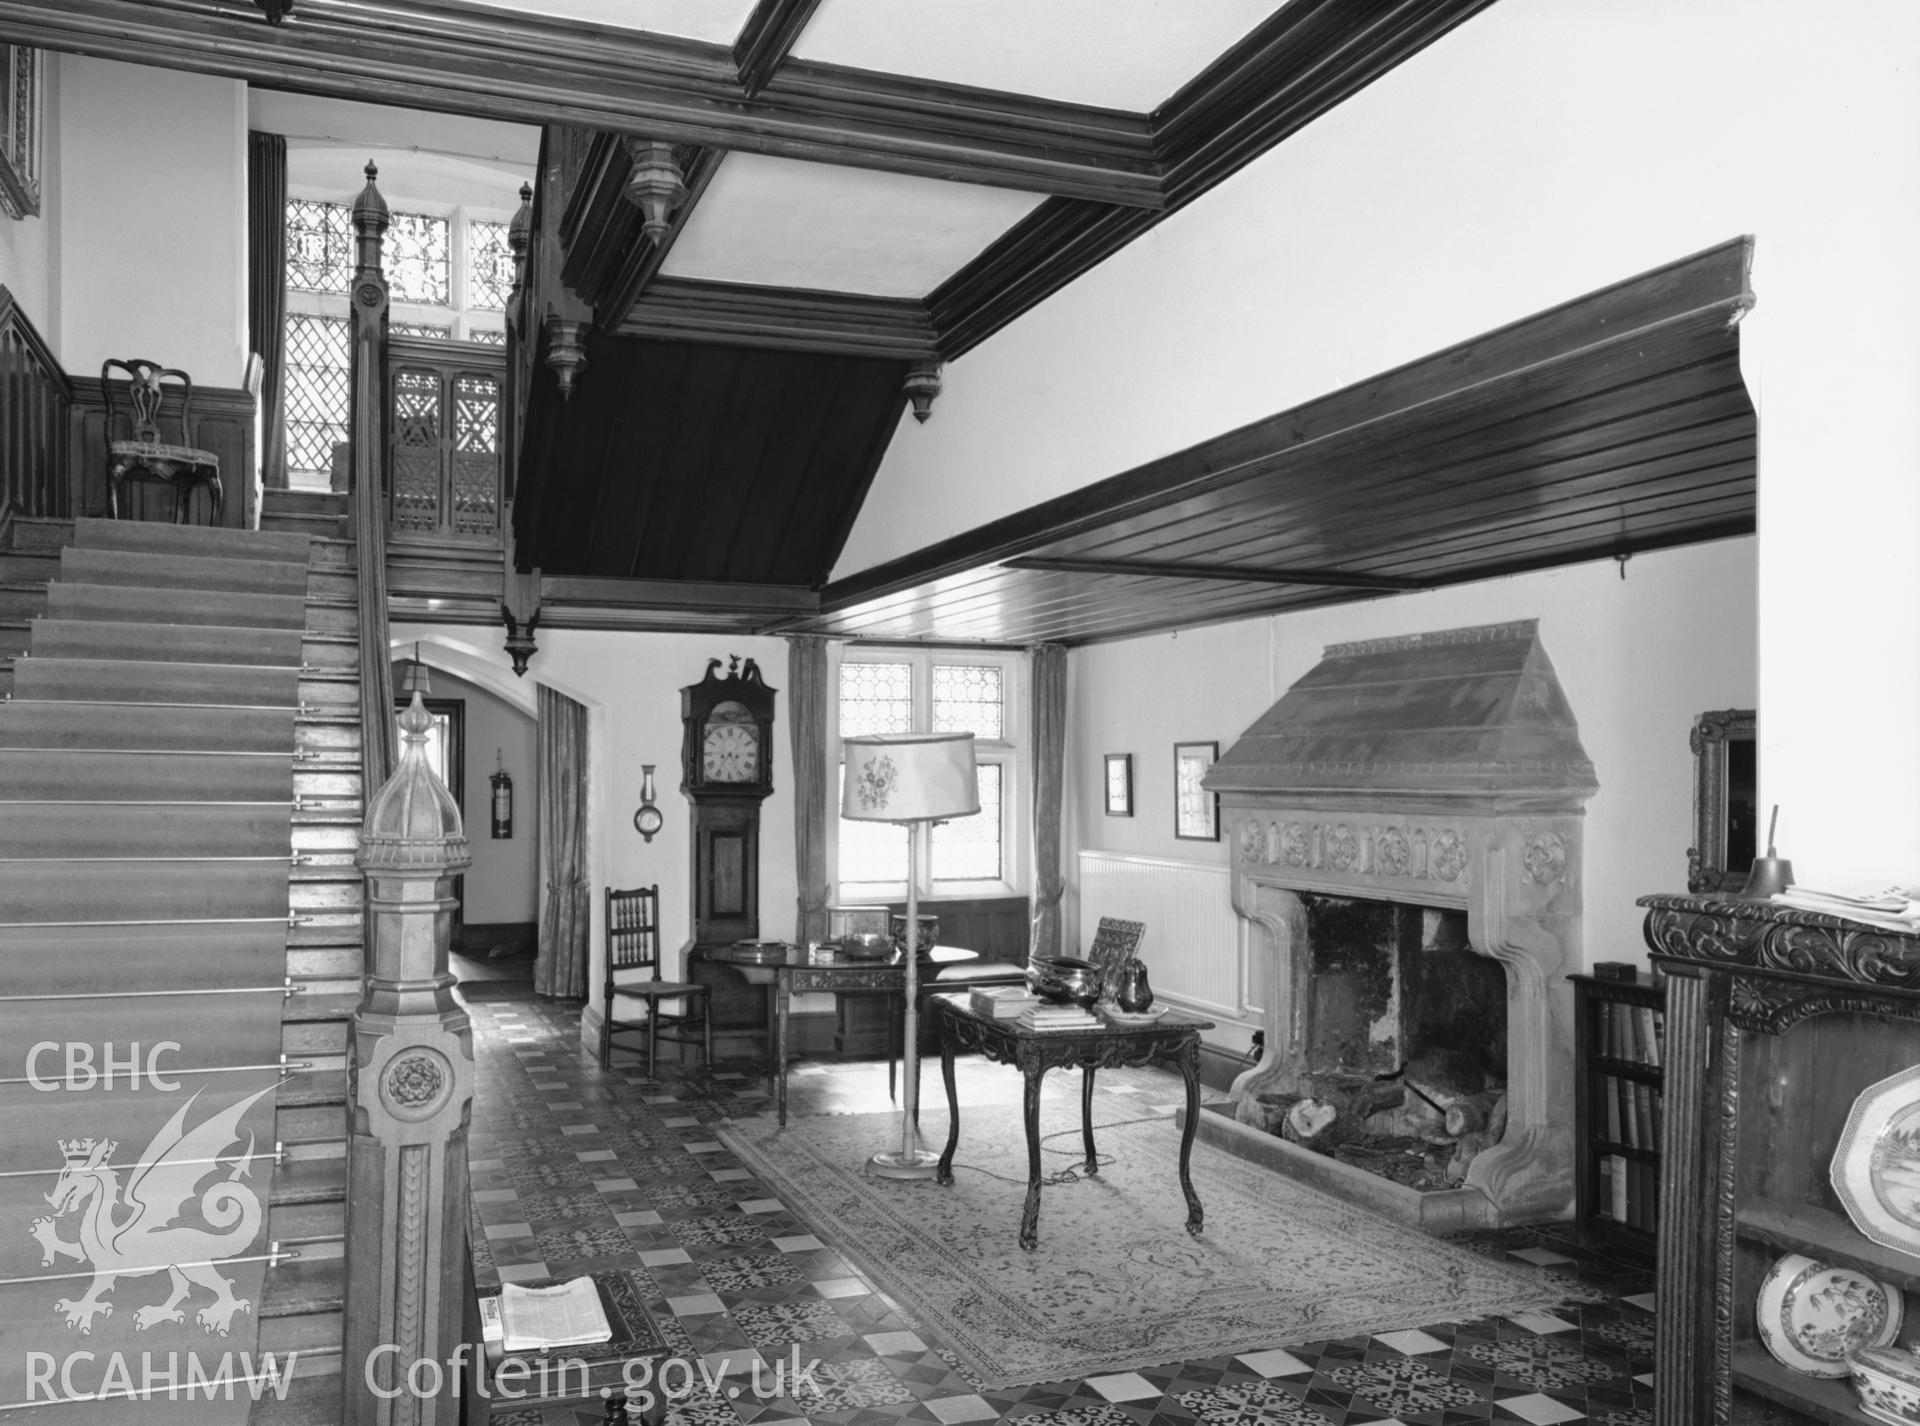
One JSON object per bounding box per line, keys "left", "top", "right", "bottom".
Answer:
{"left": 681, "top": 656, "right": 776, "bottom": 966}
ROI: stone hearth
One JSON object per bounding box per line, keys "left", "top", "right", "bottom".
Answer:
{"left": 1201, "top": 620, "right": 1598, "bottom": 1228}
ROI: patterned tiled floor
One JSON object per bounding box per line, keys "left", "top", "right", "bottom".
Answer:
{"left": 466, "top": 995, "right": 1657, "bottom": 1425}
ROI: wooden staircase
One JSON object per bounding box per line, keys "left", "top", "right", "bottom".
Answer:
{"left": 0, "top": 516, "right": 365, "bottom": 1421}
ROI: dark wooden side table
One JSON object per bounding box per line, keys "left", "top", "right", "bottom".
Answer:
{"left": 925, "top": 991, "right": 1215, "bottom": 1250}
{"left": 705, "top": 942, "right": 979, "bottom": 1125}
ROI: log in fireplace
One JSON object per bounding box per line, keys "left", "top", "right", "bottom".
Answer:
{"left": 1201, "top": 620, "right": 1598, "bottom": 1229}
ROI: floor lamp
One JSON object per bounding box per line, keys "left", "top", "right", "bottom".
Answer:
{"left": 841, "top": 730, "right": 979, "bottom": 1179}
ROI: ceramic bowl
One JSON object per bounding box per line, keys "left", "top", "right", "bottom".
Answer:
{"left": 1848, "top": 1344, "right": 1920, "bottom": 1424}
{"left": 889, "top": 913, "right": 939, "bottom": 953}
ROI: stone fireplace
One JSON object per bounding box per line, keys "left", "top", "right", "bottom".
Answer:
{"left": 1202, "top": 621, "right": 1597, "bottom": 1228}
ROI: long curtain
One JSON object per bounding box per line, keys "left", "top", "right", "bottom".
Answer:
{"left": 788, "top": 635, "right": 832, "bottom": 947}
{"left": 535, "top": 684, "right": 591, "bottom": 997}
{"left": 246, "top": 131, "right": 288, "bottom": 490}
{"left": 1028, "top": 643, "right": 1067, "bottom": 960}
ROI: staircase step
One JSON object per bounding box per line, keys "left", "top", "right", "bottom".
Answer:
{"left": 0, "top": 918, "right": 292, "bottom": 993}
{"left": 74, "top": 515, "right": 312, "bottom": 564}
{"left": 260, "top": 512, "right": 349, "bottom": 540}
{"left": 47, "top": 580, "right": 308, "bottom": 630}
{"left": 0, "top": 583, "right": 49, "bottom": 620}
{"left": 264, "top": 490, "right": 349, "bottom": 516}
{"left": 60, "top": 544, "right": 314, "bottom": 596}
{"left": 288, "top": 945, "right": 364, "bottom": 979}
{"left": 0, "top": 801, "right": 293, "bottom": 858}
{"left": 248, "top": 1360, "right": 345, "bottom": 1424}
{"left": 269, "top": 1197, "right": 345, "bottom": 1254}
{"left": 282, "top": 1066, "right": 349, "bottom": 1108}
{"left": 12, "top": 656, "right": 300, "bottom": 705}
{"left": 0, "top": 621, "right": 26, "bottom": 658}
{"left": 278, "top": 1100, "right": 347, "bottom": 1147}
{"left": 3, "top": 515, "right": 72, "bottom": 551}
{"left": 0, "top": 747, "right": 295, "bottom": 799}
{"left": 0, "top": 700, "right": 298, "bottom": 751}
{"left": 284, "top": 989, "right": 359, "bottom": 1025}
{"left": 0, "top": 550, "right": 59, "bottom": 581}
{"left": 271, "top": 1153, "right": 347, "bottom": 1207}
{"left": 29, "top": 617, "right": 305, "bottom": 666}
{"left": 260, "top": 1256, "right": 343, "bottom": 1318}
{"left": 0, "top": 856, "right": 292, "bottom": 922}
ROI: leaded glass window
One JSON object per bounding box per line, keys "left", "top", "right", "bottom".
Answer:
{"left": 837, "top": 765, "right": 908, "bottom": 890}
{"left": 933, "top": 663, "right": 1003, "bottom": 739}
{"left": 392, "top": 321, "right": 452, "bottom": 340}
{"left": 468, "top": 218, "right": 513, "bottom": 311}
{"left": 384, "top": 211, "right": 451, "bottom": 306}
{"left": 286, "top": 198, "right": 353, "bottom": 294}
{"left": 932, "top": 763, "right": 1001, "bottom": 882}
{"left": 838, "top": 662, "right": 913, "bottom": 738}
{"left": 283, "top": 313, "right": 350, "bottom": 482}
{"left": 468, "top": 328, "right": 507, "bottom": 346}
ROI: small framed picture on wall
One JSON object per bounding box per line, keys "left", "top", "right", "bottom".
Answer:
{"left": 1104, "top": 753, "right": 1133, "bottom": 817}
{"left": 1173, "top": 740, "right": 1219, "bottom": 841}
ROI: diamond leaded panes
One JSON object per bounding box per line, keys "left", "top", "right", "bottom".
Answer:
{"left": 384, "top": 211, "right": 451, "bottom": 306}
{"left": 933, "top": 663, "right": 1003, "bottom": 740}
{"left": 932, "top": 763, "right": 1001, "bottom": 882}
{"left": 837, "top": 765, "right": 908, "bottom": 889}
{"left": 468, "top": 219, "right": 513, "bottom": 311}
{"left": 468, "top": 328, "right": 506, "bottom": 346}
{"left": 285, "top": 198, "right": 353, "bottom": 294}
{"left": 838, "top": 662, "right": 913, "bottom": 738}
{"left": 392, "top": 321, "right": 452, "bottom": 340}
{"left": 283, "top": 312, "right": 350, "bottom": 480}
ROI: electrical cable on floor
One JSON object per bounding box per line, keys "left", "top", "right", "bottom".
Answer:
{"left": 938, "top": 1113, "right": 1178, "bottom": 1186}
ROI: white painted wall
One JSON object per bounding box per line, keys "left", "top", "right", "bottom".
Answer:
{"left": 843, "top": 0, "right": 1920, "bottom": 889}
{"left": 416, "top": 665, "right": 540, "bottom": 928}
{"left": 393, "top": 624, "right": 798, "bottom": 1001}
{"left": 1068, "top": 539, "right": 1758, "bottom": 990}
{"left": 53, "top": 57, "right": 247, "bottom": 382}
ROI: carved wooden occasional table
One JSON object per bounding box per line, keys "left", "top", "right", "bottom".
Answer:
{"left": 925, "top": 991, "right": 1214, "bottom": 1250}
{"left": 705, "top": 942, "right": 979, "bottom": 1125}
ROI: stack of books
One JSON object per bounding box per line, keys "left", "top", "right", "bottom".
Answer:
{"left": 1018, "top": 1004, "right": 1100, "bottom": 1031}
{"left": 969, "top": 985, "right": 1039, "bottom": 1019}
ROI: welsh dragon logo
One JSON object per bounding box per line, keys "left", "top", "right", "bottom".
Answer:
{"left": 27, "top": 1086, "right": 270, "bottom": 1336}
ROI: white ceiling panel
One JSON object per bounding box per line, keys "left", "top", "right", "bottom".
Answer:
{"left": 458, "top": 0, "right": 755, "bottom": 44}
{"left": 659, "top": 153, "right": 1048, "bottom": 299}
{"left": 791, "top": 0, "right": 1288, "bottom": 112}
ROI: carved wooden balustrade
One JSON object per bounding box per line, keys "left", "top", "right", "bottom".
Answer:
{"left": 0, "top": 285, "right": 74, "bottom": 532}
{"left": 348, "top": 162, "right": 397, "bottom": 789}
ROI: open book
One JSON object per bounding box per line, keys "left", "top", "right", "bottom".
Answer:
{"left": 498, "top": 1276, "right": 613, "bottom": 1352}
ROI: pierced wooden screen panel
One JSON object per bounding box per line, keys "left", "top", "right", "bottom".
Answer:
{"left": 450, "top": 373, "right": 500, "bottom": 538}
{"left": 389, "top": 366, "right": 442, "bottom": 533}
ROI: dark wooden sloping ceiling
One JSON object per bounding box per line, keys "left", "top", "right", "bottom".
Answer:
{"left": 796, "top": 237, "right": 1758, "bottom": 646}
{"left": 513, "top": 329, "right": 906, "bottom": 586}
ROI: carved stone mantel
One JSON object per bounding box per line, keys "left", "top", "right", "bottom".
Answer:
{"left": 1206, "top": 621, "right": 1598, "bottom": 1227}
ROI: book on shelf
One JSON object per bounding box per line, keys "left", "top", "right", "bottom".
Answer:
{"left": 969, "top": 986, "right": 1039, "bottom": 1019}
{"left": 498, "top": 1276, "right": 612, "bottom": 1353}
{"left": 1632, "top": 1081, "right": 1655, "bottom": 1151}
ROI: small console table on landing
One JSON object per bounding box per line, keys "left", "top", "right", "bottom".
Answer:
{"left": 925, "top": 991, "right": 1215, "bottom": 1250}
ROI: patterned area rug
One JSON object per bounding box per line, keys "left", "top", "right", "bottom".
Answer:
{"left": 719, "top": 1101, "right": 1603, "bottom": 1389}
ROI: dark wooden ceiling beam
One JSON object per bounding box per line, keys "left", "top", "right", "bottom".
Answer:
{"left": 1001, "top": 555, "right": 1425, "bottom": 591}
{"left": 734, "top": 0, "right": 824, "bottom": 99}
{"left": 0, "top": 0, "right": 1162, "bottom": 205}
{"left": 618, "top": 278, "right": 937, "bottom": 361}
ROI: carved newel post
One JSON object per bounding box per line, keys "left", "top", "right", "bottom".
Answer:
{"left": 345, "top": 692, "right": 475, "bottom": 1424}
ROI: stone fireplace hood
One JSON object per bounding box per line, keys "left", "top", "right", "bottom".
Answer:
{"left": 1203, "top": 621, "right": 1598, "bottom": 1228}
{"left": 1205, "top": 620, "right": 1597, "bottom": 810}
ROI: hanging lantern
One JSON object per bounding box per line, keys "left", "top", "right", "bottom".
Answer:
{"left": 490, "top": 749, "right": 513, "bottom": 839}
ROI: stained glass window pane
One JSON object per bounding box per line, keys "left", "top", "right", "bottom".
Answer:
{"left": 839, "top": 662, "right": 912, "bottom": 738}
{"left": 285, "top": 198, "right": 353, "bottom": 294}
{"left": 384, "top": 211, "right": 451, "bottom": 306}
{"left": 468, "top": 218, "right": 513, "bottom": 310}
{"left": 933, "top": 663, "right": 1003, "bottom": 739}
{"left": 837, "top": 765, "right": 909, "bottom": 889}
{"left": 932, "top": 763, "right": 1001, "bottom": 883}
{"left": 392, "top": 321, "right": 452, "bottom": 340}
{"left": 283, "top": 312, "right": 350, "bottom": 481}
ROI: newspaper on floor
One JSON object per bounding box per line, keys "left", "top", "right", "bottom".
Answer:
{"left": 498, "top": 1276, "right": 612, "bottom": 1352}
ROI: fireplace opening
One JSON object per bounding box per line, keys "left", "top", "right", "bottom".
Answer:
{"left": 1240, "top": 893, "right": 1509, "bottom": 1192}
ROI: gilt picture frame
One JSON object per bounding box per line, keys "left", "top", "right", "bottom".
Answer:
{"left": 1104, "top": 753, "right": 1133, "bottom": 817}
{"left": 1173, "top": 740, "right": 1219, "bottom": 841}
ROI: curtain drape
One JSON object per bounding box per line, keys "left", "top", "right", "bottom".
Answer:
{"left": 788, "top": 635, "right": 832, "bottom": 947}
{"left": 246, "top": 131, "right": 288, "bottom": 491}
{"left": 1029, "top": 643, "right": 1067, "bottom": 960}
{"left": 535, "top": 684, "right": 591, "bottom": 998}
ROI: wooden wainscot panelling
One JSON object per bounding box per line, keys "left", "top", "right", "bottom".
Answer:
{"left": 0, "top": 286, "right": 75, "bottom": 532}
{"left": 69, "top": 373, "right": 258, "bottom": 530}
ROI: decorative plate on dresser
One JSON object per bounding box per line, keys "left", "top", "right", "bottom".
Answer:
{"left": 1753, "top": 1251, "right": 1902, "bottom": 1377}
{"left": 1831, "top": 1062, "right": 1920, "bottom": 1257}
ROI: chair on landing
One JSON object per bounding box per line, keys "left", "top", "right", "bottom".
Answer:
{"left": 600, "top": 885, "right": 711, "bottom": 1077}
{"left": 102, "top": 357, "right": 223, "bottom": 524}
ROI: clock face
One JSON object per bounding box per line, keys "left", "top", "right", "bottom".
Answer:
{"left": 702, "top": 722, "right": 759, "bottom": 783}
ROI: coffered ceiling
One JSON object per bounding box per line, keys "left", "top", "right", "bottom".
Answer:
{"left": 0, "top": 1, "right": 1757, "bottom": 648}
